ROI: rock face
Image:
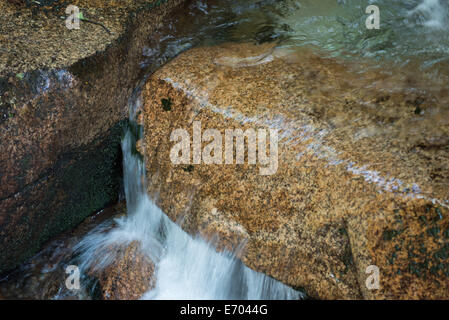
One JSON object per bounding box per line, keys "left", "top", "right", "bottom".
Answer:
{"left": 92, "top": 241, "right": 155, "bottom": 300}
{"left": 141, "top": 42, "right": 449, "bottom": 299}
{"left": 0, "top": 0, "right": 186, "bottom": 273}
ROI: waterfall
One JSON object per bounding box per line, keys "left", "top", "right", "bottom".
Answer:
{"left": 73, "top": 97, "right": 301, "bottom": 300}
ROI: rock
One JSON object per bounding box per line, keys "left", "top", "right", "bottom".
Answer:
{"left": 92, "top": 241, "right": 155, "bottom": 300}
{"left": 141, "top": 42, "right": 449, "bottom": 299}
{"left": 6, "top": 0, "right": 24, "bottom": 6}
{"left": 0, "top": 0, "right": 187, "bottom": 273}
{"left": 0, "top": 203, "right": 126, "bottom": 300}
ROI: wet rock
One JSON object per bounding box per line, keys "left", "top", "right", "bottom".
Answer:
{"left": 6, "top": 0, "right": 24, "bottom": 6}
{"left": 0, "top": 0, "right": 178, "bottom": 78}
{"left": 0, "top": 203, "right": 126, "bottom": 300}
{"left": 141, "top": 42, "right": 449, "bottom": 299}
{"left": 92, "top": 241, "right": 155, "bottom": 300}
{"left": 0, "top": 0, "right": 187, "bottom": 273}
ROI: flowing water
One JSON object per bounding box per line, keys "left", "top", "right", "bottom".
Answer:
{"left": 72, "top": 0, "right": 449, "bottom": 299}
{"left": 1, "top": 0, "right": 448, "bottom": 300}
{"left": 144, "top": 0, "right": 449, "bottom": 85}
{"left": 72, "top": 97, "right": 300, "bottom": 300}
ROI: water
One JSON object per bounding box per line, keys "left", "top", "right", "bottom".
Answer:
{"left": 73, "top": 97, "right": 300, "bottom": 300}
{"left": 276, "top": 0, "right": 449, "bottom": 82}
{"left": 145, "top": 0, "right": 449, "bottom": 87}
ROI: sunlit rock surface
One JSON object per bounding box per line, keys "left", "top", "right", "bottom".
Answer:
{"left": 142, "top": 42, "right": 449, "bottom": 299}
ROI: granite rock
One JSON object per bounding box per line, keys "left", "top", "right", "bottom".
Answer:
{"left": 141, "top": 42, "right": 449, "bottom": 299}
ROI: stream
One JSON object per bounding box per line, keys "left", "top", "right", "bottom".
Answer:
{"left": 1, "top": 0, "right": 448, "bottom": 300}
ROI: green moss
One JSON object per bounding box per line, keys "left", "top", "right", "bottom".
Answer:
{"left": 342, "top": 247, "right": 354, "bottom": 274}
{"left": 183, "top": 165, "right": 194, "bottom": 172}
{"left": 414, "top": 106, "right": 422, "bottom": 115}
{"left": 161, "top": 98, "right": 172, "bottom": 111}
{"left": 419, "top": 215, "right": 427, "bottom": 225}
{"left": 144, "top": 0, "right": 169, "bottom": 9}
{"left": 0, "top": 120, "right": 126, "bottom": 274}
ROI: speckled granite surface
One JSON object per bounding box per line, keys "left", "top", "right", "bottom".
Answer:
{"left": 141, "top": 42, "right": 449, "bottom": 299}
{"left": 0, "top": 0, "right": 165, "bottom": 77}
{"left": 90, "top": 241, "right": 155, "bottom": 300}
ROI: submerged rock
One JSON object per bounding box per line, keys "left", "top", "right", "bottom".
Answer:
{"left": 90, "top": 241, "right": 155, "bottom": 300}
{"left": 0, "top": 203, "right": 126, "bottom": 300}
{"left": 141, "top": 42, "right": 449, "bottom": 299}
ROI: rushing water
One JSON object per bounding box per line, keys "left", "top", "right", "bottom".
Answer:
{"left": 53, "top": 0, "right": 449, "bottom": 300}
{"left": 73, "top": 97, "right": 300, "bottom": 300}
{"left": 145, "top": 0, "right": 449, "bottom": 87}
{"left": 2, "top": 0, "right": 447, "bottom": 300}
{"left": 72, "top": 0, "right": 448, "bottom": 300}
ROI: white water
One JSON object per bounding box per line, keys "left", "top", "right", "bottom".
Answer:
{"left": 409, "top": 0, "right": 449, "bottom": 29}
{"left": 74, "top": 98, "right": 301, "bottom": 300}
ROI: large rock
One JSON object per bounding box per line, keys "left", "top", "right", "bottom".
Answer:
{"left": 0, "top": 0, "right": 186, "bottom": 273}
{"left": 90, "top": 241, "right": 155, "bottom": 300}
{"left": 141, "top": 42, "right": 449, "bottom": 299}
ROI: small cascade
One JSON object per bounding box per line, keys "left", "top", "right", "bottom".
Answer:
{"left": 73, "top": 97, "right": 301, "bottom": 300}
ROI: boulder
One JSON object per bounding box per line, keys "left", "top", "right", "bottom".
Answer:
{"left": 0, "top": 0, "right": 186, "bottom": 273}
{"left": 141, "top": 42, "right": 449, "bottom": 299}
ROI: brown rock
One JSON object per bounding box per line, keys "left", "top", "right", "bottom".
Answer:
{"left": 141, "top": 42, "right": 449, "bottom": 299}
{"left": 92, "top": 241, "right": 155, "bottom": 300}
{"left": 6, "top": 0, "right": 24, "bottom": 6}
{"left": 0, "top": 0, "right": 187, "bottom": 274}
